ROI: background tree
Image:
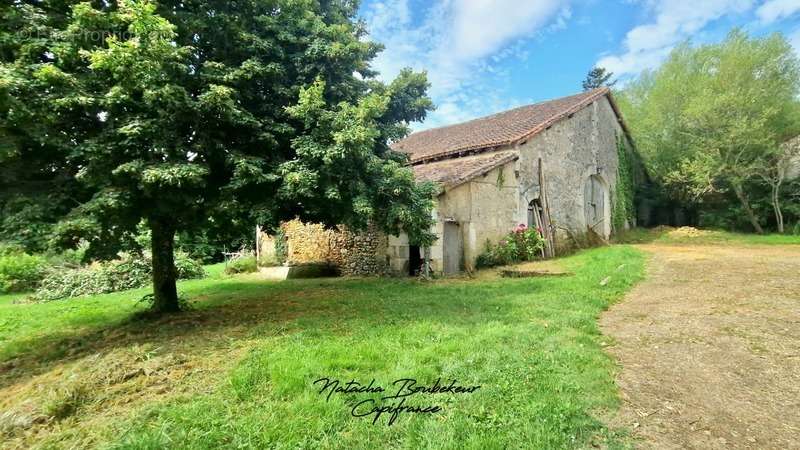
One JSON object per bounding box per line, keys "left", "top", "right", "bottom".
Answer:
{"left": 582, "top": 67, "right": 617, "bottom": 91}
{"left": 617, "top": 30, "right": 800, "bottom": 232}
{"left": 759, "top": 136, "right": 800, "bottom": 233}
{"left": 1, "top": 0, "right": 436, "bottom": 313}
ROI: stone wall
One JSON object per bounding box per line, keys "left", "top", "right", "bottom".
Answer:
{"left": 281, "top": 220, "right": 332, "bottom": 264}
{"left": 328, "top": 222, "right": 388, "bottom": 276}
{"left": 461, "top": 162, "right": 521, "bottom": 267}
{"left": 389, "top": 95, "right": 631, "bottom": 273}
{"left": 387, "top": 159, "right": 519, "bottom": 274}
{"left": 517, "top": 96, "right": 629, "bottom": 242}
{"left": 278, "top": 219, "right": 387, "bottom": 276}
{"left": 274, "top": 96, "right": 634, "bottom": 276}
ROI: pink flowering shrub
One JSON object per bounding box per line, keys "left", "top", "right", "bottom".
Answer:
{"left": 475, "top": 224, "right": 546, "bottom": 268}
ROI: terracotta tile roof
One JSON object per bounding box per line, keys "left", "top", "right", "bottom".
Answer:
{"left": 395, "top": 88, "right": 612, "bottom": 164}
{"left": 412, "top": 151, "right": 518, "bottom": 190}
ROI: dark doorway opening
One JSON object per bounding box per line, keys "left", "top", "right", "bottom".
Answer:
{"left": 408, "top": 245, "right": 422, "bottom": 276}
{"left": 528, "top": 199, "right": 543, "bottom": 230}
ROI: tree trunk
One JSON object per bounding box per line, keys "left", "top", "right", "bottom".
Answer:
{"left": 732, "top": 183, "right": 764, "bottom": 234}
{"left": 772, "top": 182, "right": 784, "bottom": 234}
{"left": 150, "top": 219, "right": 180, "bottom": 313}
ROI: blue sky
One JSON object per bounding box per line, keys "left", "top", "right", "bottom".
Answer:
{"left": 358, "top": 0, "right": 800, "bottom": 130}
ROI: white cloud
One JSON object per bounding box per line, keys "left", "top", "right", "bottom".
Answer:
{"left": 756, "top": 0, "right": 800, "bottom": 24}
{"left": 448, "top": 1, "right": 566, "bottom": 62}
{"left": 597, "top": 0, "right": 754, "bottom": 76}
{"left": 362, "top": 0, "right": 569, "bottom": 129}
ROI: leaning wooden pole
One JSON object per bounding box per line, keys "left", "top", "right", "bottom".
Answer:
{"left": 531, "top": 203, "right": 546, "bottom": 259}
{"left": 538, "top": 158, "right": 555, "bottom": 258}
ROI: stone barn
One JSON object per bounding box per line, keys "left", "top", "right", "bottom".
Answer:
{"left": 259, "top": 87, "right": 642, "bottom": 277}
{"left": 387, "top": 87, "right": 641, "bottom": 275}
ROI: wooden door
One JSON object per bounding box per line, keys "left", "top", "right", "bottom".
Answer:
{"left": 442, "top": 222, "right": 462, "bottom": 275}
{"left": 584, "top": 175, "right": 605, "bottom": 234}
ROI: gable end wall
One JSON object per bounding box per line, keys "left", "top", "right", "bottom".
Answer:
{"left": 516, "top": 96, "right": 628, "bottom": 243}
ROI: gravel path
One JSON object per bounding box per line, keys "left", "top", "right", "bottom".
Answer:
{"left": 601, "top": 244, "right": 800, "bottom": 450}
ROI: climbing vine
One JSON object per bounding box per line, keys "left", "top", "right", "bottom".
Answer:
{"left": 612, "top": 135, "right": 635, "bottom": 232}
{"left": 496, "top": 167, "right": 506, "bottom": 189}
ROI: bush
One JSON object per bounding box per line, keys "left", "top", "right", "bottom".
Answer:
{"left": 0, "top": 242, "right": 26, "bottom": 256}
{"left": 0, "top": 253, "right": 47, "bottom": 293}
{"left": 31, "top": 252, "right": 205, "bottom": 302}
{"left": 475, "top": 224, "right": 545, "bottom": 269}
{"left": 174, "top": 252, "right": 207, "bottom": 279}
{"left": 44, "top": 242, "right": 89, "bottom": 268}
{"left": 225, "top": 255, "right": 257, "bottom": 274}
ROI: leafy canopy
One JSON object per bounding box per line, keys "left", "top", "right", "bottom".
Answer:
{"left": 617, "top": 30, "right": 800, "bottom": 226}
{"left": 1, "top": 0, "right": 436, "bottom": 250}
{"left": 1, "top": 0, "right": 437, "bottom": 310}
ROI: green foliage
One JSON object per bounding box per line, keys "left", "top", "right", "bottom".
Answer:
{"left": 282, "top": 77, "right": 438, "bottom": 246}
{"left": 495, "top": 167, "right": 505, "bottom": 188}
{"left": 45, "top": 244, "right": 88, "bottom": 268}
{"left": 225, "top": 256, "right": 257, "bottom": 274}
{"left": 0, "top": 198, "right": 68, "bottom": 254}
{"left": 1, "top": 0, "right": 436, "bottom": 310}
{"left": 32, "top": 252, "right": 204, "bottom": 302}
{"left": 582, "top": 67, "right": 616, "bottom": 91}
{"left": 612, "top": 136, "right": 635, "bottom": 232}
{"left": 173, "top": 253, "right": 207, "bottom": 280}
{"left": 475, "top": 225, "right": 545, "bottom": 268}
{"left": 0, "top": 242, "right": 26, "bottom": 256}
{"left": 273, "top": 228, "right": 288, "bottom": 265}
{"left": 0, "top": 252, "right": 47, "bottom": 293}
{"left": 617, "top": 29, "right": 800, "bottom": 231}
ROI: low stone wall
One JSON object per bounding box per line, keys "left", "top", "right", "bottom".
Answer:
{"left": 278, "top": 219, "right": 387, "bottom": 276}
{"left": 282, "top": 220, "right": 332, "bottom": 264}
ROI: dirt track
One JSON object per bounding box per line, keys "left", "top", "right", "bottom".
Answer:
{"left": 601, "top": 244, "right": 800, "bottom": 449}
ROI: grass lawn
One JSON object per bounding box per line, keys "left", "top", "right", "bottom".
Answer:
{"left": 1, "top": 247, "right": 644, "bottom": 449}
{"left": 614, "top": 227, "right": 800, "bottom": 246}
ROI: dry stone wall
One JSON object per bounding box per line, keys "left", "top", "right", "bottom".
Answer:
{"left": 278, "top": 219, "right": 388, "bottom": 276}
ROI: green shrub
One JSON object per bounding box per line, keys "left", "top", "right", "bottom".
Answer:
{"left": 0, "top": 253, "right": 47, "bottom": 293}
{"left": 44, "top": 243, "right": 88, "bottom": 268}
{"left": 0, "top": 242, "right": 26, "bottom": 256}
{"left": 31, "top": 252, "right": 205, "bottom": 302}
{"left": 225, "top": 255, "right": 258, "bottom": 274}
{"left": 174, "top": 252, "right": 207, "bottom": 279}
{"left": 475, "top": 224, "right": 545, "bottom": 269}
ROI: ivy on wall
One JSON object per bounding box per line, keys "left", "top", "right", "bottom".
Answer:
{"left": 496, "top": 167, "right": 506, "bottom": 189}
{"left": 612, "top": 135, "right": 635, "bottom": 232}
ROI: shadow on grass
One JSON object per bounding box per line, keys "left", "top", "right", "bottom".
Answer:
{"left": 0, "top": 276, "right": 538, "bottom": 390}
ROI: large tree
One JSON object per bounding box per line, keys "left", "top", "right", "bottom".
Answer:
{"left": 1, "top": 0, "right": 437, "bottom": 312}
{"left": 617, "top": 30, "right": 800, "bottom": 232}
